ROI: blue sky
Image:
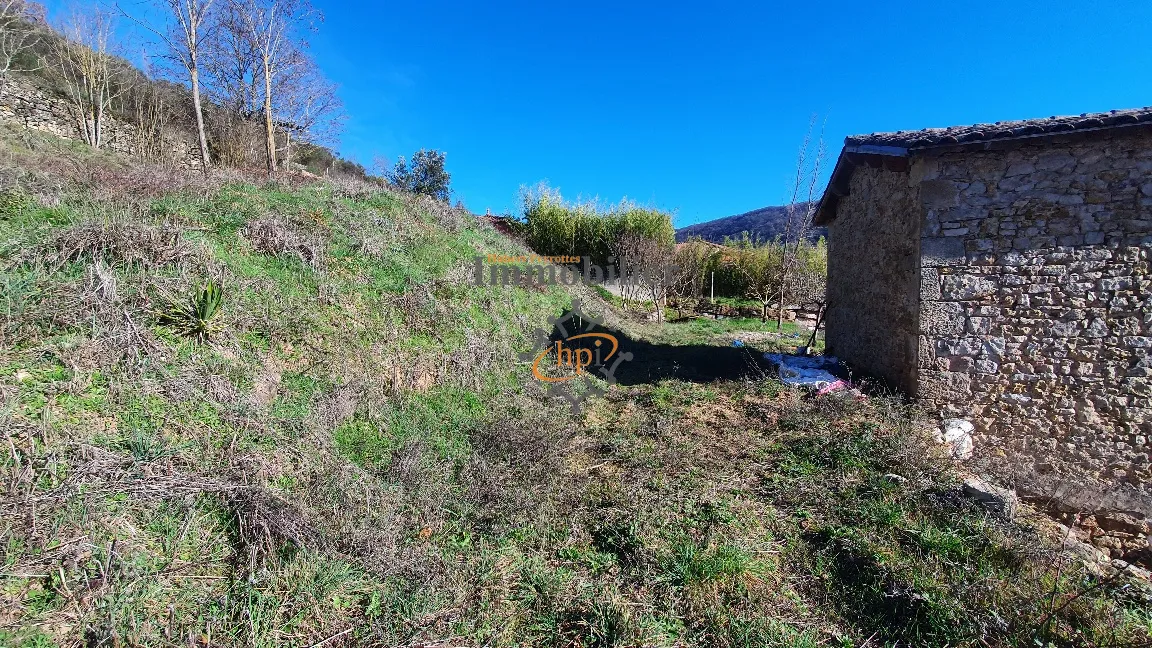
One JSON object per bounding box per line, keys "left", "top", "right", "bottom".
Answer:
{"left": 58, "top": 1, "right": 1152, "bottom": 226}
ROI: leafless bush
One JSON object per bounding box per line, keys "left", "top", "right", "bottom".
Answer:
{"left": 223, "top": 486, "right": 324, "bottom": 568}
{"left": 611, "top": 231, "right": 676, "bottom": 320}
{"left": 311, "top": 385, "right": 357, "bottom": 430}
{"left": 282, "top": 451, "right": 403, "bottom": 570}
{"left": 0, "top": 121, "right": 264, "bottom": 203}
{"left": 441, "top": 260, "right": 477, "bottom": 285}
{"left": 0, "top": 163, "right": 66, "bottom": 206}
{"left": 83, "top": 164, "right": 201, "bottom": 203}
{"left": 342, "top": 210, "right": 402, "bottom": 259}
{"left": 443, "top": 328, "right": 504, "bottom": 392}
{"left": 350, "top": 233, "right": 393, "bottom": 259}
{"left": 392, "top": 283, "right": 438, "bottom": 331}
{"left": 0, "top": 254, "right": 167, "bottom": 358}
{"left": 461, "top": 395, "right": 577, "bottom": 532}
{"left": 326, "top": 171, "right": 383, "bottom": 200}
{"left": 40, "top": 218, "right": 193, "bottom": 271}
{"left": 240, "top": 217, "right": 325, "bottom": 268}
{"left": 34, "top": 442, "right": 322, "bottom": 568}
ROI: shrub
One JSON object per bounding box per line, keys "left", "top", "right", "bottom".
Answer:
{"left": 153, "top": 280, "right": 223, "bottom": 343}
{"left": 670, "top": 236, "right": 827, "bottom": 311}
{"left": 294, "top": 143, "right": 370, "bottom": 179}
{"left": 240, "top": 218, "right": 325, "bottom": 268}
{"left": 43, "top": 218, "right": 193, "bottom": 269}
{"left": 386, "top": 149, "right": 451, "bottom": 201}
{"left": 518, "top": 182, "right": 674, "bottom": 266}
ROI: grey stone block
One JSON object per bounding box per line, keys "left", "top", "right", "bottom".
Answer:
{"left": 921, "top": 237, "right": 966, "bottom": 267}
{"left": 920, "top": 268, "right": 941, "bottom": 300}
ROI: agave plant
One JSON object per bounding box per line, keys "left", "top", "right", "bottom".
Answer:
{"left": 155, "top": 280, "right": 223, "bottom": 343}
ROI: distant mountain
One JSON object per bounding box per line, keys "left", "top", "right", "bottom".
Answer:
{"left": 675, "top": 203, "right": 826, "bottom": 244}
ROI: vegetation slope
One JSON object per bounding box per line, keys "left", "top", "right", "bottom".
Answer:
{"left": 674, "top": 205, "right": 826, "bottom": 245}
{"left": 1, "top": 126, "right": 1149, "bottom": 648}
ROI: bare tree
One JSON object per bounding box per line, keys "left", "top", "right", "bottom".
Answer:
{"left": 613, "top": 232, "right": 676, "bottom": 322}
{"left": 275, "top": 56, "right": 342, "bottom": 170}
{"left": 123, "top": 69, "right": 178, "bottom": 162}
{"left": 669, "top": 240, "right": 712, "bottom": 313}
{"left": 0, "top": 0, "right": 45, "bottom": 98}
{"left": 232, "top": 0, "right": 314, "bottom": 173}
{"left": 53, "top": 8, "right": 126, "bottom": 149}
{"left": 202, "top": 2, "right": 260, "bottom": 166}
{"left": 206, "top": 3, "right": 258, "bottom": 115}
{"left": 119, "top": 0, "right": 217, "bottom": 169}
{"left": 773, "top": 115, "right": 826, "bottom": 329}
{"left": 640, "top": 242, "right": 677, "bottom": 323}
{"left": 736, "top": 244, "right": 783, "bottom": 322}
{"left": 608, "top": 234, "right": 641, "bottom": 311}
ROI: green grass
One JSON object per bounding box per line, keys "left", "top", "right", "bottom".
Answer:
{"left": 666, "top": 315, "right": 805, "bottom": 337}
{"left": 0, "top": 133, "right": 1148, "bottom": 648}
{"left": 657, "top": 314, "right": 823, "bottom": 352}
{"left": 334, "top": 387, "right": 484, "bottom": 471}
{"left": 661, "top": 539, "right": 756, "bottom": 586}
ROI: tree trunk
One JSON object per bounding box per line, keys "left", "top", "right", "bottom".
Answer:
{"left": 776, "top": 284, "right": 786, "bottom": 330}
{"left": 94, "top": 102, "right": 103, "bottom": 149}
{"left": 262, "top": 59, "right": 276, "bottom": 173}
{"left": 80, "top": 109, "right": 93, "bottom": 146}
{"left": 806, "top": 303, "right": 825, "bottom": 351}
{"left": 190, "top": 63, "right": 211, "bottom": 171}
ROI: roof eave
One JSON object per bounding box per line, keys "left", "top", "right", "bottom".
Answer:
{"left": 812, "top": 144, "right": 909, "bottom": 226}
{"left": 813, "top": 117, "right": 1152, "bottom": 226}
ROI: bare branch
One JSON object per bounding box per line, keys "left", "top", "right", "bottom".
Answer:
{"left": 229, "top": 0, "right": 317, "bottom": 173}
{"left": 52, "top": 7, "right": 126, "bottom": 149}
{"left": 116, "top": 0, "right": 216, "bottom": 168}
{"left": 0, "top": 0, "right": 48, "bottom": 95}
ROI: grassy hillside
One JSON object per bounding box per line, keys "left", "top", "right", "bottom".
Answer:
{"left": 1, "top": 127, "right": 1149, "bottom": 647}
{"left": 676, "top": 205, "right": 826, "bottom": 245}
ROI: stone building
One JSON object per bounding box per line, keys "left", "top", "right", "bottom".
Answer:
{"left": 814, "top": 109, "right": 1152, "bottom": 513}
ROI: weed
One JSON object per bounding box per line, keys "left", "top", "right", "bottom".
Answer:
{"left": 712, "top": 616, "right": 820, "bottom": 648}
{"left": 123, "top": 429, "right": 173, "bottom": 462}
{"left": 557, "top": 597, "right": 637, "bottom": 648}
{"left": 662, "top": 539, "right": 753, "bottom": 587}
{"left": 153, "top": 280, "right": 223, "bottom": 343}
{"left": 590, "top": 519, "right": 643, "bottom": 565}
{"left": 240, "top": 217, "right": 325, "bottom": 268}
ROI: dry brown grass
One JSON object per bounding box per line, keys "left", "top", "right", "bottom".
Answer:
{"left": 0, "top": 261, "right": 164, "bottom": 361}
{"left": 42, "top": 218, "right": 195, "bottom": 270}
{"left": 240, "top": 217, "right": 327, "bottom": 269}
{"left": 402, "top": 192, "right": 471, "bottom": 233}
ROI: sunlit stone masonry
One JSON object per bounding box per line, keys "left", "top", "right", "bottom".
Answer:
{"left": 815, "top": 109, "right": 1152, "bottom": 517}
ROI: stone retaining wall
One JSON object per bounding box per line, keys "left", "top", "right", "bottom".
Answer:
{"left": 0, "top": 75, "right": 201, "bottom": 167}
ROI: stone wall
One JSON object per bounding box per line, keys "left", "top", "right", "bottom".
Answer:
{"left": 914, "top": 129, "right": 1152, "bottom": 510}
{"left": 825, "top": 165, "right": 922, "bottom": 393}
{"left": 0, "top": 75, "right": 201, "bottom": 168}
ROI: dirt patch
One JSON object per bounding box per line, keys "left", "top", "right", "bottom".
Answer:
{"left": 250, "top": 355, "right": 283, "bottom": 409}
